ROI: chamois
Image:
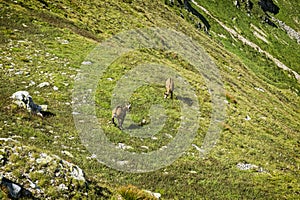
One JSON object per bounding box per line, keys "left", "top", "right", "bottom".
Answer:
{"left": 164, "top": 78, "right": 174, "bottom": 99}
{"left": 112, "top": 104, "right": 131, "bottom": 130}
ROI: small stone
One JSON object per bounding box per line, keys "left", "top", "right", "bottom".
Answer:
{"left": 58, "top": 183, "right": 68, "bottom": 191}
{"left": 70, "top": 166, "right": 85, "bottom": 181}
{"left": 152, "top": 192, "right": 161, "bottom": 199}
{"left": 236, "top": 163, "right": 258, "bottom": 170}
{"left": 11, "top": 91, "right": 29, "bottom": 101}
{"left": 29, "top": 80, "right": 36, "bottom": 86}
{"left": 37, "top": 82, "right": 50, "bottom": 88}
{"left": 40, "top": 105, "right": 47, "bottom": 111}
{"left": 15, "top": 71, "right": 23, "bottom": 75}
{"left": 255, "top": 87, "right": 264, "bottom": 92}
{"left": 144, "top": 190, "right": 161, "bottom": 199}
{"left": 245, "top": 115, "right": 251, "bottom": 121}
{"left": 160, "top": 146, "right": 167, "bottom": 150}
{"left": 117, "top": 143, "right": 133, "bottom": 150}
{"left": 60, "top": 40, "right": 69, "bottom": 45}
{"left": 81, "top": 61, "right": 92, "bottom": 65}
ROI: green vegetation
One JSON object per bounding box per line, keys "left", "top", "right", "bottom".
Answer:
{"left": 0, "top": 0, "right": 299, "bottom": 199}
{"left": 118, "top": 185, "right": 157, "bottom": 200}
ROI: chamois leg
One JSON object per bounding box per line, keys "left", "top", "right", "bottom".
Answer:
{"left": 112, "top": 117, "right": 117, "bottom": 126}
{"left": 118, "top": 118, "right": 123, "bottom": 130}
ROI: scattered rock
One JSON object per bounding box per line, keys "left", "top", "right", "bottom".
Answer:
{"left": 86, "top": 154, "right": 97, "bottom": 160}
{"left": 192, "top": 144, "right": 204, "bottom": 154}
{"left": 255, "top": 87, "right": 265, "bottom": 92}
{"left": 236, "top": 162, "right": 266, "bottom": 172}
{"left": 160, "top": 146, "right": 167, "bottom": 150}
{"left": 15, "top": 71, "right": 23, "bottom": 75}
{"left": 234, "top": 0, "right": 240, "bottom": 8}
{"left": 271, "top": 16, "right": 300, "bottom": 43}
{"left": 53, "top": 86, "right": 59, "bottom": 91}
{"left": 144, "top": 190, "right": 161, "bottom": 199}
{"left": 141, "top": 146, "right": 149, "bottom": 150}
{"left": 57, "top": 183, "right": 68, "bottom": 191}
{"left": 81, "top": 61, "right": 92, "bottom": 65}
{"left": 245, "top": 115, "right": 251, "bottom": 121}
{"left": 0, "top": 138, "right": 111, "bottom": 199}
{"left": 37, "top": 82, "right": 50, "bottom": 88}
{"left": 40, "top": 104, "right": 48, "bottom": 111}
{"left": 117, "top": 143, "right": 133, "bottom": 150}
{"left": 28, "top": 80, "right": 36, "bottom": 87}
{"left": 11, "top": 91, "right": 29, "bottom": 100}
{"left": 36, "top": 153, "right": 53, "bottom": 165}
{"left": 237, "top": 162, "right": 258, "bottom": 170}
{"left": 57, "top": 39, "right": 69, "bottom": 45}
{"left": 140, "top": 118, "right": 147, "bottom": 126}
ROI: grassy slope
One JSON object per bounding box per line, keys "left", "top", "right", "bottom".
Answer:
{"left": 0, "top": 0, "right": 299, "bottom": 199}
{"left": 190, "top": 0, "right": 300, "bottom": 90}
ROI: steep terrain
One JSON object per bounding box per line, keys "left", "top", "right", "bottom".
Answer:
{"left": 0, "top": 0, "right": 299, "bottom": 199}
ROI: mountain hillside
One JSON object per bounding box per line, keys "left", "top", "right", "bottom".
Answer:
{"left": 0, "top": 0, "right": 299, "bottom": 199}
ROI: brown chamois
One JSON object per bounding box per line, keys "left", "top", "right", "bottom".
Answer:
{"left": 111, "top": 103, "right": 131, "bottom": 129}
{"left": 164, "top": 78, "right": 174, "bottom": 99}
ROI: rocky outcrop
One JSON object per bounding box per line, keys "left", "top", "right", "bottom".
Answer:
{"left": 183, "top": 0, "right": 210, "bottom": 32}
{"left": 258, "top": 0, "right": 280, "bottom": 27}
{"left": 165, "top": 0, "right": 210, "bottom": 32}
{"left": 258, "top": 0, "right": 279, "bottom": 15}
{"left": 271, "top": 16, "right": 300, "bottom": 44}
{"left": 190, "top": 0, "right": 300, "bottom": 83}
{"left": 10, "top": 91, "right": 55, "bottom": 118}
{"left": 0, "top": 138, "right": 112, "bottom": 199}
{"left": 1, "top": 176, "right": 33, "bottom": 199}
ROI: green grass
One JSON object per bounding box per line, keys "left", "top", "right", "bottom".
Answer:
{"left": 0, "top": 0, "right": 299, "bottom": 199}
